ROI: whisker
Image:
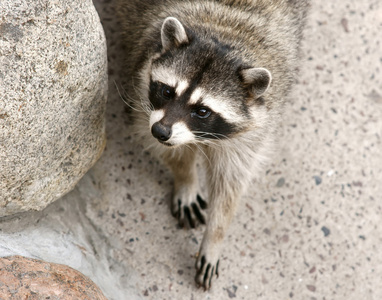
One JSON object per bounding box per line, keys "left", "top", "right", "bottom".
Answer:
{"left": 113, "top": 80, "right": 151, "bottom": 116}
{"left": 189, "top": 141, "right": 212, "bottom": 165}
{"left": 192, "top": 131, "right": 228, "bottom": 140}
{"left": 184, "top": 143, "right": 197, "bottom": 155}
{"left": 131, "top": 75, "right": 154, "bottom": 112}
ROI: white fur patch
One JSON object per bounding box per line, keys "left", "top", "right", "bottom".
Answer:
{"left": 189, "top": 87, "right": 204, "bottom": 105}
{"left": 149, "top": 109, "right": 165, "bottom": 127}
{"left": 189, "top": 87, "right": 241, "bottom": 123}
{"left": 151, "top": 67, "right": 189, "bottom": 99}
{"left": 202, "top": 95, "right": 239, "bottom": 122}
{"left": 151, "top": 66, "right": 177, "bottom": 87}
{"left": 168, "top": 121, "right": 195, "bottom": 145}
{"left": 176, "top": 80, "right": 189, "bottom": 96}
{"left": 191, "top": 88, "right": 241, "bottom": 123}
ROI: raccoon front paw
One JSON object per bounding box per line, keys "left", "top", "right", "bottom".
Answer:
{"left": 171, "top": 194, "right": 207, "bottom": 228}
{"left": 195, "top": 253, "right": 220, "bottom": 290}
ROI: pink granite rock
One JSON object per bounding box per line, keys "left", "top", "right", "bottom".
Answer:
{"left": 0, "top": 256, "right": 107, "bottom": 299}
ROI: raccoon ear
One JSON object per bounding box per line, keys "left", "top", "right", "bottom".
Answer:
{"left": 161, "top": 17, "right": 189, "bottom": 51}
{"left": 239, "top": 67, "right": 272, "bottom": 99}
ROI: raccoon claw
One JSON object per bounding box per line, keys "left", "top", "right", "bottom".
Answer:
{"left": 196, "top": 194, "right": 208, "bottom": 209}
{"left": 171, "top": 194, "right": 207, "bottom": 228}
{"left": 195, "top": 254, "right": 219, "bottom": 290}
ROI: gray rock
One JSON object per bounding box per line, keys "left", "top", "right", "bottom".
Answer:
{"left": 0, "top": 0, "right": 108, "bottom": 217}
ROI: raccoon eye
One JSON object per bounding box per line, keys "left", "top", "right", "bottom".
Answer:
{"left": 161, "top": 84, "right": 175, "bottom": 99}
{"left": 194, "top": 107, "right": 211, "bottom": 119}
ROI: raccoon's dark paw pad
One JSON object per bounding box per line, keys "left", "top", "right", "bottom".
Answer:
{"left": 171, "top": 194, "right": 207, "bottom": 229}
{"left": 195, "top": 255, "right": 219, "bottom": 291}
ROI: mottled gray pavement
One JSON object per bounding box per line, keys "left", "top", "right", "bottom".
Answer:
{"left": 17, "top": 1, "right": 379, "bottom": 299}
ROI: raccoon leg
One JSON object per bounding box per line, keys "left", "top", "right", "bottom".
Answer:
{"left": 164, "top": 146, "right": 208, "bottom": 228}
{"left": 195, "top": 163, "right": 242, "bottom": 290}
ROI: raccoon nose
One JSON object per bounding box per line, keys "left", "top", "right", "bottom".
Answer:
{"left": 151, "top": 122, "right": 172, "bottom": 141}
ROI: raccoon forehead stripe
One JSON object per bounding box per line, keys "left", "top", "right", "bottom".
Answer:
{"left": 176, "top": 80, "right": 189, "bottom": 96}
{"left": 201, "top": 95, "right": 241, "bottom": 123}
{"left": 189, "top": 87, "right": 204, "bottom": 105}
{"left": 151, "top": 66, "right": 177, "bottom": 87}
{"left": 189, "top": 87, "right": 241, "bottom": 123}
{"left": 151, "top": 66, "right": 189, "bottom": 96}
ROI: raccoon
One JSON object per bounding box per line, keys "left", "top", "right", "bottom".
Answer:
{"left": 117, "top": 0, "right": 308, "bottom": 290}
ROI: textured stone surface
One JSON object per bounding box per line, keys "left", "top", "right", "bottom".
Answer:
{"left": 0, "top": 256, "right": 107, "bottom": 299}
{"left": 0, "top": 0, "right": 107, "bottom": 217}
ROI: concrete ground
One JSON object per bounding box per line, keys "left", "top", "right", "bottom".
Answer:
{"left": 2, "top": 1, "right": 380, "bottom": 300}
{"left": 89, "top": 0, "right": 382, "bottom": 299}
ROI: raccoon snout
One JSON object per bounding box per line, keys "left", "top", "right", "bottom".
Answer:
{"left": 151, "top": 122, "right": 172, "bottom": 142}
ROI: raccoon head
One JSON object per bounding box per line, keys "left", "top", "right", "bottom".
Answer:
{"left": 144, "top": 17, "right": 272, "bottom": 147}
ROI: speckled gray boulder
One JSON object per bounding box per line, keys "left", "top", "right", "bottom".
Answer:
{"left": 0, "top": 0, "right": 108, "bottom": 217}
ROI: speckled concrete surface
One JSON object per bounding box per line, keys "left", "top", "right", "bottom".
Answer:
{"left": 88, "top": 0, "right": 382, "bottom": 299}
